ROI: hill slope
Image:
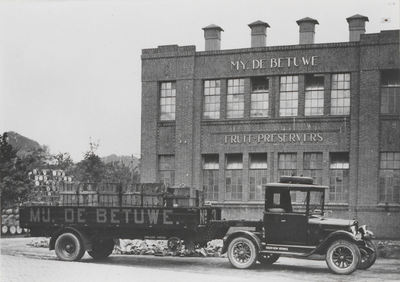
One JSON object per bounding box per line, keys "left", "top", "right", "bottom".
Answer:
{"left": 5, "top": 131, "right": 42, "bottom": 156}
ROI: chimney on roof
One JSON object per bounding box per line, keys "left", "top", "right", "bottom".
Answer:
{"left": 296, "top": 17, "right": 319, "bottom": 44}
{"left": 203, "top": 24, "right": 224, "bottom": 51}
{"left": 346, "top": 14, "right": 369, "bottom": 41}
{"left": 248, "top": 20, "right": 270, "bottom": 48}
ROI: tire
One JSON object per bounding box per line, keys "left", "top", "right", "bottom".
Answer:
{"left": 291, "top": 176, "right": 314, "bottom": 185}
{"left": 87, "top": 238, "right": 115, "bottom": 260}
{"left": 326, "top": 240, "right": 361, "bottom": 275}
{"left": 279, "top": 176, "right": 292, "bottom": 183}
{"left": 167, "top": 237, "right": 182, "bottom": 252}
{"left": 55, "top": 232, "right": 85, "bottom": 261}
{"left": 227, "top": 237, "right": 258, "bottom": 269}
{"left": 258, "top": 253, "right": 280, "bottom": 265}
{"left": 358, "top": 240, "right": 377, "bottom": 270}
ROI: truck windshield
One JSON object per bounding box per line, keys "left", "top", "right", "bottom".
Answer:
{"left": 290, "top": 190, "right": 324, "bottom": 215}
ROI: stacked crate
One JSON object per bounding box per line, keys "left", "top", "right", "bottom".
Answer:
{"left": 121, "top": 183, "right": 142, "bottom": 206}
{"left": 59, "top": 181, "right": 78, "bottom": 205}
{"left": 25, "top": 169, "right": 205, "bottom": 208}
{"left": 1, "top": 208, "right": 27, "bottom": 235}
{"left": 78, "top": 183, "right": 98, "bottom": 206}
{"left": 164, "top": 186, "right": 199, "bottom": 208}
{"left": 28, "top": 169, "right": 75, "bottom": 206}
{"left": 98, "top": 183, "right": 121, "bottom": 206}
{"left": 141, "top": 183, "right": 165, "bottom": 207}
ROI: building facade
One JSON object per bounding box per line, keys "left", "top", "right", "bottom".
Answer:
{"left": 141, "top": 15, "right": 400, "bottom": 238}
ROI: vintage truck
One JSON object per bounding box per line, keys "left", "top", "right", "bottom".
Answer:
{"left": 19, "top": 176, "right": 376, "bottom": 275}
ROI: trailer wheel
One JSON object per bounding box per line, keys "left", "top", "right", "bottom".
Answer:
{"left": 227, "top": 237, "right": 258, "bottom": 269}
{"left": 167, "top": 237, "right": 182, "bottom": 252}
{"left": 88, "top": 238, "right": 115, "bottom": 260}
{"left": 358, "top": 239, "right": 377, "bottom": 270}
{"left": 258, "top": 253, "right": 280, "bottom": 265}
{"left": 55, "top": 232, "right": 85, "bottom": 261}
{"left": 326, "top": 239, "right": 361, "bottom": 275}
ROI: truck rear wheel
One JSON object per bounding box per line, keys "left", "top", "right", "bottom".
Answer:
{"left": 258, "top": 253, "right": 280, "bottom": 265}
{"left": 55, "top": 232, "right": 85, "bottom": 261}
{"left": 87, "top": 238, "right": 114, "bottom": 260}
{"left": 326, "top": 239, "right": 361, "bottom": 275}
{"left": 358, "top": 239, "right": 377, "bottom": 270}
{"left": 227, "top": 237, "right": 258, "bottom": 269}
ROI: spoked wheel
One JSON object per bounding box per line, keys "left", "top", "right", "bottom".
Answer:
{"left": 326, "top": 240, "right": 361, "bottom": 275}
{"left": 55, "top": 232, "right": 85, "bottom": 261}
{"left": 87, "top": 238, "right": 115, "bottom": 260}
{"left": 167, "top": 237, "right": 182, "bottom": 252}
{"left": 358, "top": 239, "right": 377, "bottom": 270}
{"left": 258, "top": 253, "right": 280, "bottom": 265}
{"left": 227, "top": 237, "right": 258, "bottom": 269}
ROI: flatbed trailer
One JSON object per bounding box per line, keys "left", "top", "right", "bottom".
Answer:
{"left": 19, "top": 205, "right": 262, "bottom": 261}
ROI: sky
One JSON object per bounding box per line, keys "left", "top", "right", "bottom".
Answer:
{"left": 0, "top": 0, "right": 399, "bottom": 162}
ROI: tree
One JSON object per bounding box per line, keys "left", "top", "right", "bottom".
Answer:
{"left": 0, "top": 133, "right": 29, "bottom": 207}
{"left": 74, "top": 139, "right": 106, "bottom": 182}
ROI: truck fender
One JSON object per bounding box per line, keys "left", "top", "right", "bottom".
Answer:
{"left": 221, "top": 231, "right": 262, "bottom": 254}
{"left": 311, "top": 230, "right": 362, "bottom": 255}
{"left": 49, "top": 227, "right": 93, "bottom": 252}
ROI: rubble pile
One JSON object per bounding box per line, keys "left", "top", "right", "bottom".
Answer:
{"left": 28, "top": 237, "right": 224, "bottom": 257}
{"left": 28, "top": 237, "right": 50, "bottom": 248}
{"left": 115, "top": 239, "right": 223, "bottom": 257}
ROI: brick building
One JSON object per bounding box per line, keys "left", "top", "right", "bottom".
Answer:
{"left": 141, "top": 15, "right": 400, "bottom": 238}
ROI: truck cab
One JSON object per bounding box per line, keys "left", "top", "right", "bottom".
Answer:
{"left": 224, "top": 176, "right": 376, "bottom": 275}
{"left": 264, "top": 179, "right": 327, "bottom": 245}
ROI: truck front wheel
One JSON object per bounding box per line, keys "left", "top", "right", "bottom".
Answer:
{"left": 227, "top": 237, "right": 258, "bottom": 269}
{"left": 358, "top": 239, "right": 377, "bottom": 270}
{"left": 55, "top": 232, "right": 85, "bottom": 261}
{"left": 87, "top": 238, "right": 115, "bottom": 260}
{"left": 326, "top": 239, "right": 361, "bottom": 275}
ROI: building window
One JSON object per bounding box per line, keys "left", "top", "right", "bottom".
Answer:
{"left": 251, "top": 77, "right": 269, "bottom": 118}
{"left": 225, "top": 154, "right": 243, "bottom": 200}
{"left": 278, "top": 153, "right": 297, "bottom": 177}
{"left": 305, "top": 74, "right": 324, "bottom": 116}
{"left": 329, "top": 152, "right": 349, "bottom": 202}
{"left": 249, "top": 153, "right": 268, "bottom": 200}
{"left": 381, "top": 70, "right": 400, "bottom": 114}
{"left": 379, "top": 152, "right": 400, "bottom": 203}
{"left": 159, "top": 155, "right": 175, "bottom": 185}
{"left": 203, "top": 155, "right": 219, "bottom": 201}
{"left": 160, "top": 82, "right": 176, "bottom": 121}
{"left": 331, "top": 73, "right": 350, "bottom": 115}
{"left": 303, "top": 153, "right": 323, "bottom": 185}
{"left": 203, "top": 80, "right": 221, "bottom": 119}
{"left": 279, "top": 76, "right": 298, "bottom": 117}
{"left": 227, "top": 79, "right": 244, "bottom": 119}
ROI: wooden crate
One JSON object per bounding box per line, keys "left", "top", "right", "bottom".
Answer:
{"left": 142, "top": 194, "right": 164, "bottom": 207}
{"left": 121, "top": 192, "right": 141, "bottom": 207}
{"left": 196, "top": 190, "right": 204, "bottom": 207}
{"left": 166, "top": 187, "right": 193, "bottom": 197}
{"left": 121, "top": 183, "right": 141, "bottom": 193}
{"left": 165, "top": 197, "right": 197, "bottom": 208}
{"left": 98, "top": 183, "right": 120, "bottom": 206}
{"left": 79, "top": 182, "right": 97, "bottom": 193}
{"left": 98, "top": 194, "right": 120, "bottom": 207}
{"left": 141, "top": 183, "right": 166, "bottom": 195}
{"left": 58, "top": 181, "right": 76, "bottom": 193}
{"left": 98, "top": 183, "right": 120, "bottom": 193}
{"left": 60, "top": 192, "right": 78, "bottom": 206}
{"left": 78, "top": 192, "right": 98, "bottom": 206}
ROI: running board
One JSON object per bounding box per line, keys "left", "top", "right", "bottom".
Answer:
{"left": 260, "top": 244, "right": 317, "bottom": 257}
